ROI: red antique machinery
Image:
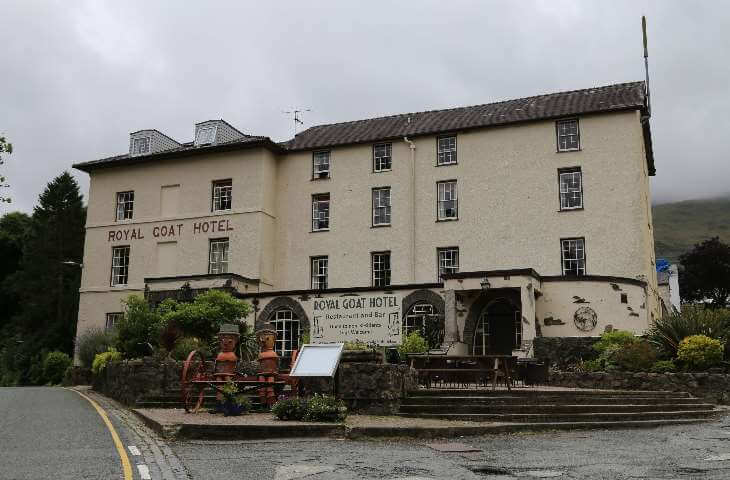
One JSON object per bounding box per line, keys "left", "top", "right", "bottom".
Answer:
{"left": 181, "top": 325, "right": 299, "bottom": 413}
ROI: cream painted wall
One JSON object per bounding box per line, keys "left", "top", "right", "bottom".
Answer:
{"left": 274, "top": 111, "right": 654, "bottom": 291}
{"left": 75, "top": 109, "right": 659, "bottom": 355}
{"left": 537, "top": 279, "right": 648, "bottom": 336}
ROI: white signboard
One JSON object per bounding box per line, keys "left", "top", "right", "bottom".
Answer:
{"left": 307, "top": 293, "right": 402, "bottom": 346}
{"left": 289, "top": 343, "right": 344, "bottom": 377}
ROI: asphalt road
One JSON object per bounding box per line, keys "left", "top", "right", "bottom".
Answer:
{"left": 2, "top": 388, "right": 730, "bottom": 479}
{"left": 0, "top": 387, "right": 187, "bottom": 480}
{"left": 171, "top": 413, "right": 730, "bottom": 480}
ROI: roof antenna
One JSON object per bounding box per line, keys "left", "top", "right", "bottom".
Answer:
{"left": 282, "top": 108, "right": 311, "bottom": 136}
{"left": 642, "top": 16, "right": 651, "bottom": 117}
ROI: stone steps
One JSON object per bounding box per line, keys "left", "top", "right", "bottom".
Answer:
{"left": 398, "top": 389, "right": 720, "bottom": 429}
{"left": 399, "top": 402, "right": 714, "bottom": 414}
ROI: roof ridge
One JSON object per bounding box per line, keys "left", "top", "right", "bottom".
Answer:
{"left": 293, "top": 81, "right": 644, "bottom": 136}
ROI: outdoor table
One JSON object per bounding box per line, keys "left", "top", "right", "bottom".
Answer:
{"left": 408, "top": 354, "right": 516, "bottom": 391}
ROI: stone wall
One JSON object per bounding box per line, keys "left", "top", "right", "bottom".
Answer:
{"left": 549, "top": 371, "right": 730, "bottom": 404}
{"left": 93, "top": 357, "right": 183, "bottom": 406}
{"left": 533, "top": 336, "right": 600, "bottom": 368}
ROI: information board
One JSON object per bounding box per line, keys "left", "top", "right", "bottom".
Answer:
{"left": 289, "top": 343, "right": 344, "bottom": 377}
{"left": 306, "top": 293, "right": 402, "bottom": 346}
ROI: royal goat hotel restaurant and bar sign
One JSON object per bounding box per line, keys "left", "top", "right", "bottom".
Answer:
{"left": 308, "top": 294, "right": 401, "bottom": 346}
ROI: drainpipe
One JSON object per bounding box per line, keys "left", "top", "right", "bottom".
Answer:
{"left": 403, "top": 137, "right": 416, "bottom": 283}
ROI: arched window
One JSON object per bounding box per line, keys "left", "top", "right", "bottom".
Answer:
{"left": 403, "top": 303, "right": 435, "bottom": 337}
{"left": 473, "top": 309, "right": 490, "bottom": 356}
{"left": 271, "top": 309, "right": 300, "bottom": 357}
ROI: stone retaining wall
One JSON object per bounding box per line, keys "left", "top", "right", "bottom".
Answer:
{"left": 533, "top": 336, "right": 599, "bottom": 368}
{"left": 549, "top": 371, "right": 730, "bottom": 404}
{"left": 93, "top": 357, "right": 183, "bottom": 406}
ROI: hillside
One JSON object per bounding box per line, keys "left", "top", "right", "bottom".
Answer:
{"left": 652, "top": 195, "right": 730, "bottom": 263}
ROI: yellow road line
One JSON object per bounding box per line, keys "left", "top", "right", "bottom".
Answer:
{"left": 66, "top": 388, "right": 133, "bottom": 480}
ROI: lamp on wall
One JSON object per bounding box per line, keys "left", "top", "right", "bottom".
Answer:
{"left": 480, "top": 277, "right": 491, "bottom": 290}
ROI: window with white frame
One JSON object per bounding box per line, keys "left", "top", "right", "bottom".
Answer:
{"left": 312, "top": 193, "right": 330, "bottom": 231}
{"left": 403, "top": 302, "right": 435, "bottom": 338}
{"left": 195, "top": 125, "right": 217, "bottom": 145}
{"left": 561, "top": 237, "right": 586, "bottom": 276}
{"left": 131, "top": 136, "right": 150, "bottom": 156}
{"left": 116, "top": 191, "right": 134, "bottom": 221}
{"left": 473, "top": 309, "right": 490, "bottom": 356}
{"left": 271, "top": 309, "right": 301, "bottom": 357}
{"left": 372, "top": 187, "right": 391, "bottom": 226}
{"left": 371, "top": 251, "right": 391, "bottom": 287}
{"left": 311, "top": 256, "right": 328, "bottom": 289}
{"left": 312, "top": 151, "right": 330, "bottom": 178}
{"left": 111, "top": 246, "right": 130, "bottom": 286}
{"left": 559, "top": 168, "right": 583, "bottom": 210}
{"left": 105, "top": 312, "right": 123, "bottom": 331}
{"left": 437, "top": 181, "right": 458, "bottom": 220}
{"left": 556, "top": 119, "right": 580, "bottom": 151}
{"left": 437, "top": 135, "right": 457, "bottom": 165}
{"left": 212, "top": 179, "right": 232, "bottom": 212}
{"left": 437, "top": 247, "right": 459, "bottom": 282}
{"left": 208, "top": 238, "right": 229, "bottom": 274}
{"left": 373, "top": 143, "right": 392, "bottom": 172}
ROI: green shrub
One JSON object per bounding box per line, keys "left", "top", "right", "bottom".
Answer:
{"left": 650, "top": 360, "right": 677, "bottom": 373}
{"left": 161, "top": 290, "right": 251, "bottom": 344}
{"left": 304, "top": 394, "right": 347, "bottom": 422}
{"left": 582, "top": 359, "right": 603, "bottom": 372}
{"left": 171, "top": 337, "right": 210, "bottom": 361}
{"left": 677, "top": 335, "right": 724, "bottom": 370}
{"left": 397, "top": 331, "right": 428, "bottom": 356}
{"left": 77, "top": 329, "right": 116, "bottom": 368}
{"left": 646, "top": 306, "right": 730, "bottom": 358}
{"left": 42, "top": 351, "right": 71, "bottom": 385}
{"left": 343, "top": 340, "right": 374, "bottom": 351}
{"left": 593, "top": 330, "right": 638, "bottom": 353}
{"left": 272, "top": 397, "right": 308, "bottom": 421}
{"left": 116, "top": 295, "right": 162, "bottom": 358}
{"left": 612, "top": 341, "right": 657, "bottom": 372}
{"left": 91, "top": 348, "right": 122, "bottom": 375}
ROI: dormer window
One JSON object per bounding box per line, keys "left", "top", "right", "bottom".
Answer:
{"left": 195, "top": 125, "right": 218, "bottom": 146}
{"left": 131, "top": 136, "right": 150, "bottom": 156}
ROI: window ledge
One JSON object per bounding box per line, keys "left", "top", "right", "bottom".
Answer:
{"left": 311, "top": 229, "right": 330, "bottom": 233}
{"left": 371, "top": 224, "right": 391, "bottom": 228}
{"left": 435, "top": 162, "right": 458, "bottom": 167}
{"left": 558, "top": 207, "right": 584, "bottom": 212}
{"left": 436, "top": 217, "right": 459, "bottom": 222}
{"left": 372, "top": 169, "right": 392, "bottom": 174}
{"left": 311, "top": 176, "right": 331, "bottom": 181}
{"left": 556, "top": 148, "right": 582, "bottom": 153}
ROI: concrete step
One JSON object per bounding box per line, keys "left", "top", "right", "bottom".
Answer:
{"left": 397, "top": 409, "right": 720, "bottom": 423}
{"left": 399, "top": 403, "right": 715, "bottom": 414}
{"left": 402, "top": 395, "right": 703, "bottom": 405}
{"left": 407, "top": 389, "right": 692, "bottom": 398}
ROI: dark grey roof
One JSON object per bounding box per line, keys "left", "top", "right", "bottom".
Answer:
{"left": 286, "top": 81, "right": 648, "bottom": 151}
{"left": 73, "top": 135, "right": 279, "bottom": 172}
{"left": 74, "top": 81, "right": 654, "bottom": 174}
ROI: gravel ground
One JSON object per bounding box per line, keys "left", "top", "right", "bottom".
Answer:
{"left": 169, "top": 412, "right": 730, "bottom": 479}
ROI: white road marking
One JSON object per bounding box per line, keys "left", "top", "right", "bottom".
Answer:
{"left": 128, "top": 445, "right": 141, "bottom": 456}
{"left": 705, "top": 453, "right": 730, "bottom": 461}
{"left": 274, "top": 464, "right": 334, "bottom": 480}
{"left": 137, "top": 464, "right": 151, "bottom": 480}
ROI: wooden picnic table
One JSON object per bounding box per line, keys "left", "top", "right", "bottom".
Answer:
{"left": 407, "top": 354, "right": 516, "bottom": 391}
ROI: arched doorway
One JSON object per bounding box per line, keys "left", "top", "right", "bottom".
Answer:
{"left": 473, "top": 298, "right": 521, "bottom": 355}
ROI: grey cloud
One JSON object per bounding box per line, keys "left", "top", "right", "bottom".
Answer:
{"left": 2, "top": 0, "right": 728, "bottom": 213}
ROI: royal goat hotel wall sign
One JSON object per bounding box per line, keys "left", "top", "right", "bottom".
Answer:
{"left": 306, "top": 294, "right": 402, "bottom": 346}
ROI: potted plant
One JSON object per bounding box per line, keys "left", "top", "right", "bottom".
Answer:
{"left": 218, "top": 380, "right": 252, "bottom": 416}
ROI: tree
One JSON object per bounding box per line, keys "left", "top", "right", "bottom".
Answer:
{"left": 9, "top": 172, "right": 86, "bottom": 355}
{"left": 0, "top": 136, "right": 12, "bottom": 203}
{"left": 679, "top": 237, "right": 730, "bottom": 308}
{"left": 0, "top": 212, "right": 31, "bottom": 330}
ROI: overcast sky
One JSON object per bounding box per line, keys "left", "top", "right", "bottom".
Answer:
{"left": 2, "top": 0, "right": 729, "bottom": 214}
